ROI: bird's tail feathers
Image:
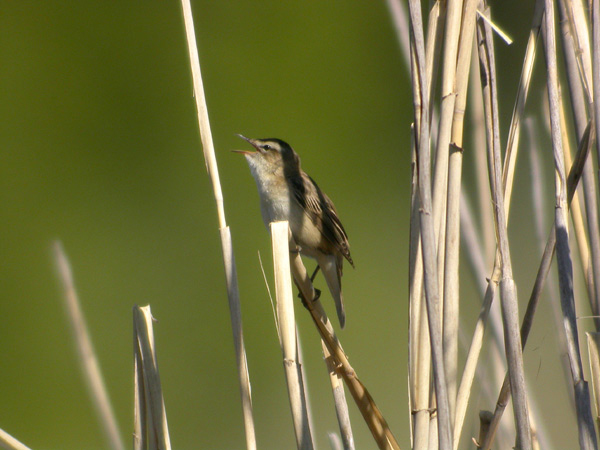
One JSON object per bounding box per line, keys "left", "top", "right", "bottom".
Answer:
{"left": 319, "top": 255, "right": 346, "bottom": 328}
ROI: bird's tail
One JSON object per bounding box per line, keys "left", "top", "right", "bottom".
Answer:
{"left": 319, "top": 254, "right": 346, "bottom": 328}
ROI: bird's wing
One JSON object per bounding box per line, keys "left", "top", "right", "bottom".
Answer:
{"left": 290, "top": 174, "right": 354, "bottom": 267}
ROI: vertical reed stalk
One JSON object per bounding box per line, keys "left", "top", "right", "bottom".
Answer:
{"left": 179, "top": 2, "right": 256, "bottom": 449}
{"left": 408, "top": 1, "right": 453, "bottom": 447}
{"left": 478, "top": 12, "right": 532, "bottom": 449}
{"left": 270, "top": 222, "right": 314, "bottom": 450}
{"left": 542, "top": 0, "right": 597, "bottom": 447}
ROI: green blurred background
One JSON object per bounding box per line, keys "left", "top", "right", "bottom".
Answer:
{"left": 0, "top": 1, "right": 582, "bottom": 449}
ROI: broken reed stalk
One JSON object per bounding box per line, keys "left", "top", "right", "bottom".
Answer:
{"left": 133, "top": 305, "right": 171, "bottom": 450}
{"left": 270, "top": 222, "right": 314, "bottom": 450}
{"left": 284, "top": 230, "right": 400, "bottom": 450}
{"left": 542, "top": 0, "right": 598, "bottom": 448}
{"left": 178, "top": 2, "right": 256, "bottom": 449}
{"left": 53, "top": 241, "right": 125, "bottom": 450}
{"left": 407, "top": 1, "right": 453, "bottom": 449}
{"left": 478, "top": 11, "right": 532, "bottom": 449}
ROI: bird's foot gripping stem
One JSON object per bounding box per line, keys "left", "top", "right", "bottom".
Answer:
{"left": 298, "top": 288, "right": 321, "bottom": 310}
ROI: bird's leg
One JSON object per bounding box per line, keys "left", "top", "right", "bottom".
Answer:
{"left": 295, "top": 271, "right": 321, "bottom": 310}
{"left": 310, "top": 265, "right": 321, "bottom": 282}
{"left": 294, "top": 264, "right": 322, "bottom": 311}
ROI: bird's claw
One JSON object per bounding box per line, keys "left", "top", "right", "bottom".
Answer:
{"left": 298, "top": 288, "right": 321, "bottom": 309}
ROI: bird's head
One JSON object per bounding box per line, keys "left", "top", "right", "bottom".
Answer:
{"left": 234, "top": 135, "right": 300, "bottom": 176}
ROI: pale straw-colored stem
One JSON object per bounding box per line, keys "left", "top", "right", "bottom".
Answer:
{"left": 408, "top": 137, "right": 431, "bottom": 450}
{"left": 469, "top": 38, "right": 494, "bottom": 264}
{"left": 431, "top": 1, "right": 462, "bottom": 355}
{"left": 479, "top": 116, "right": 593, "bottom": 450}
{"left": 501, "top": 1, "right": 541, "bottom": 213}
{"left": 442, "top": 0, "right": 478, "bottom": 422}
{"left": 271, "top": 222, "right": 314, "bottom": 450}
{"left": 432, "top": 0, "right": 462, "bottom": 249}
{"left": 586, "top": 332, "right": 600, "bottom": 431}
{"left": 53, "top": 241, "right": 125, "bottom": 450}
{"left": 133, "top": 305, "right": 171, "bottom": 450}
{"left": 179, "top": 3, "right": 256, "bottom": 449}
{"left": 594, "top": 0, "right": 600, "bottom": 198}
{"left": 558, "top": 0, "right": 600, "bottom": 328}
{"left": 424, "top": 1, "right": 445, "bottom": 121}
{"left": 426, "top": 3, "right": 478, "bottom": 430}
{"left": 452, "top": 280, "right": 495, "bottom": 450}
{"left": 453, "top": 4, "right": 543, "bottom": 444}
{"left": 322, "top": 341, "right": 355, "bottom": 450}
{"left": 478, "top": 12, "right": 532, "bottom": 449}
{"left": 408, "top": 0, "right": 453, "bottom": 447}
{"left": 0, "top": 429, "right": 32, "bottom": 450}
{"left": 561, "top": 113, "right": 594, "bottom": 307}
{"left": 543, "top": 0, "right": 597, "bottom": 446}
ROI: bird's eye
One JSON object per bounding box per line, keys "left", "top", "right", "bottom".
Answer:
{"left": 262, "top": 144, "right": 272, "bottom": 151}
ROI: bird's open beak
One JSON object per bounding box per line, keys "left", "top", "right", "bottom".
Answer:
{"left": 232, "top": 134, "right": 261, "bottom": 155}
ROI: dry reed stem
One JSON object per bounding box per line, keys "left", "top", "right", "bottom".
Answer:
{"left": 558, "top": 0, "right": 600, "bottom": 329}
{"left": 479, "top": 119, "right": 593, "bottom": 450}
{"left": 425, "top": 1, "right": 445, "bottom": 117}
{"left": 453, "top": 4, "right": 544, "bottom": 445}
{"left": 502, "top": 4, "right": 542, "bottom": 215}
{"left": 594, "top": 0, "right": 600, "bottom": 189}
{"left": 443, "top": 1, "right": 479, "bottom": 422}
{"left": 53, "top": 241, "right": 125, "bottom": 450}
{"left": 587, "top": 332, "right": 600, "bottom": 431}
{"left": 179, "top": 2, "right": 256, "bottom": 449}
{"left": 560, "top": 96, "right": 596, "bottom": 325}
{"left": 271, "top": 222, "right": 314, "bottom": 450}
{"left": 533, "top": 107, "right": 575, "bottom": 407}
{"left": 133, "top": 305, "right": 171, "bottom": 450}
{"left": 478, "top": 11, "right": 532, "bottom": 449}
{"left": 408, "top": 137, "right": 431, "bottom": 450}
{"left": 285, "top": 231, "right": 400, "bottom": 450}
{"left": 408, "top": 0, "right": 453, "bottom": 447}
{"left": 543, "top": 0, "right": 598, "bottom": 447}
{"left": 432, "top": 0, "right": 461, "bottom": 247}
{"left": 431, "top": 3, "right": 462, "bottom": 364}
{"left": 133, "top": 329, "right": 146, "bottom": 450}
{"left": 469, "top": 39, "right": 494, "bottom": 264}
{"left": 322, "top": 341, "right": 355, "bottom": 450}
{"left": 0, "top": 429, "right": 32, "bottom": 450}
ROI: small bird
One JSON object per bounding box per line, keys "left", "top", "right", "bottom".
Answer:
{"left": 234, "top": 135, "right": 354, "bottom": 328}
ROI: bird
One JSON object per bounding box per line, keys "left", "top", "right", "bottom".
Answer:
{"left": 234, "top": 135, "right": 354, "bottom": 328}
